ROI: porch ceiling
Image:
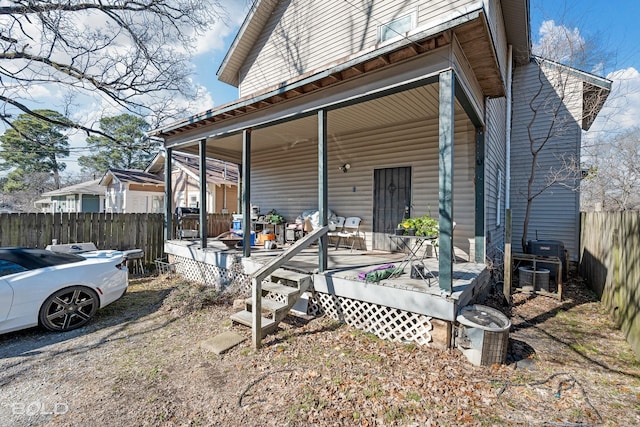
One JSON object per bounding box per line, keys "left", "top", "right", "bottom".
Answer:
{"left": 176, "top": 84, "right": 467, "bottom": 162}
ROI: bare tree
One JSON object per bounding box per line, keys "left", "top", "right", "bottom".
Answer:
{"left": 582, "top": 127, "right": 640, "bottom": 211}
{"left": 0, "top": 1, "right": 226, "bottom": 138}
{"left": 517, "top": 17, "right": 612, "bottom": 251}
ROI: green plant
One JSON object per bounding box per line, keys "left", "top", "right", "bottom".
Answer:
{"left": 397, "top": 214, "right": 438, "bottom": 236}
{"left": 265, "top": 210, "right": 285, "bottom": 224}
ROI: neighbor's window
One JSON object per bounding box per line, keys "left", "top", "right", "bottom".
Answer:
{"left": 379, "top": 12, "right": 416, "bottom": 43}
{"left": 151, "top": 195, "right": 164, "bottom": 213}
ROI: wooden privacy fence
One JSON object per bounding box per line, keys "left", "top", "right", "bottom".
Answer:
{"left": 580, "top": 211, "right": 640, "bottom": 359}
{"left": 0, "top": 213, "right": 233, "bottom": 268}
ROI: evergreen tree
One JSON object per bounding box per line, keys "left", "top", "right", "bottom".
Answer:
{"left": 0, "top": 109, "right": 70, "bottom": 190}
{"left": 78, "top": 114, "right": 157, "bottom": 174}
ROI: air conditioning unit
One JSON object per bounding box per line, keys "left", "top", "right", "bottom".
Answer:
{"left": 526, "top": 240, "right": 567, "bottom": 280}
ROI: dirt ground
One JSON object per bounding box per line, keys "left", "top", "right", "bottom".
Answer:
{"left": 1, "top": 271, "right": 639, "bottom": 427}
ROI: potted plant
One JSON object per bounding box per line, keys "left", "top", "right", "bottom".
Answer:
{"left": 399, "top": 218, "right": 416, "bottom": 236}
{"left": 414, "top": 214, "right": 438, "bottom": 237}
{"left": 265, "top": 210, "right": 285, "bottom": 225}
{"left": 397, "top": 214, "right": 438, "bottom": 237}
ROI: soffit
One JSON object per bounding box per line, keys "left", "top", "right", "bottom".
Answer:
{"left": 175, "top": 84, "right": 466, "bottom": 162}
{"left": 501, "top": 0, "right": 530, "bottom": 64}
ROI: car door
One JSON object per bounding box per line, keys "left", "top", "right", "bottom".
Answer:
{"left": 0, "top": 278, "right": 13, "bottom": 321}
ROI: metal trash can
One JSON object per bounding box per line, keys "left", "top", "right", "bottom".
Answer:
{"left": 456, "top": 304, "right": 511, "bottom": 366}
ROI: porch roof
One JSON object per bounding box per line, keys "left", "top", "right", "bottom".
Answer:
{"left": 150, "top": 8, "right": 503, "bottom": 149}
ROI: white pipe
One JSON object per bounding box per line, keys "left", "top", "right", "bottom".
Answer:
{"left": 505, "top": 44, "right": 513, "bottom": 209}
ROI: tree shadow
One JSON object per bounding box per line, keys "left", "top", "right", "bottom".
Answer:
{"left": 0, "top": 280, "right": 177, "bottom": 387}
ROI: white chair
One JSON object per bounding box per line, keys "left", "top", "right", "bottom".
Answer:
{"left": 334, "top": 217, "right": 365, "bottom": 251}
{"left": 327, "top": 216, "right": 345, "bottom": 247}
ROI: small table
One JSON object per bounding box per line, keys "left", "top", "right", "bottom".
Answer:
{"left": 254, "top": 221, "right": 285, "bottom": 244}
{"left": 388, "top": 234, "right": 438, "bottom": 284}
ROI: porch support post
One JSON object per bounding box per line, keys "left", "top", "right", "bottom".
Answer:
{"left": 318, "top": 109, "right": 328, "bottom": 272}
{"left": 164, "top": 147, "right": 173, "bottom": 240}
{"left": 199, "top": 139, "right": 208, "bottom": 249}
{"left": 242, "top": 129, "right": 251, "bottom": 258}
{"left": 474, "top": 128, "right": 485, "bottom": 262}
{"left": 438, "top": 70, "right": 455, "bottom": 294}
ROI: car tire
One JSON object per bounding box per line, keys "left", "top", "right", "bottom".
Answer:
{"left": 38, "top": 286, "right": 100, "bottom": 332}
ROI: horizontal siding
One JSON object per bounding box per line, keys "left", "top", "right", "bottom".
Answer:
{"left": 250, "top": 114, "right": 476, "bottom": 255}
{"left": 239, "top": 0, "right": 482, "bottom": 96}
{"left": 484, "top": 96, "right": 507, "bottom": 262}
{"left": 510, "top": 61, "right": 584, "bottom": 259}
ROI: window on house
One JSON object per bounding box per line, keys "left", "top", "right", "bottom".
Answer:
{"left": 66, "top": 195, "right": 76, "bottom": 212}
{"left": 151, "top": 195, "right": 164, "bottom": 213}
{"left": 378, "top": 12, "right": 416, "bottom": 43}
{"left": 189, "top": 195, "right": 198, "bottom": 208}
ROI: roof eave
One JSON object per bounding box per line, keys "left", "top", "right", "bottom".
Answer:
{"left": 217, "top": 0, "right": 279, "bottom": 87}
{"left": 501, "top": 0, "right": 531, "bottom": 64}
{"left": 152, "top": 10, "right": 486, "bottom": 139}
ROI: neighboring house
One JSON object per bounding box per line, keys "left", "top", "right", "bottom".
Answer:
{"left": 35, "top": 179, "right": 104, "bottom": 213}
{"left": 149, "top": 0, "right": 610, "bottom": 349}
{"left": 100, "top": 169, "right": 165, "bottom": 214}
{"left": 146, "top": 151, "right": 239, "bottom": 213}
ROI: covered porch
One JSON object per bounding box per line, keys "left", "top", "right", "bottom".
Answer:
{"left": 153, "top": 14, "right": 504, "bottom": 348}
{"left": 164, "top": 237, "right": 490, "bottom": 349}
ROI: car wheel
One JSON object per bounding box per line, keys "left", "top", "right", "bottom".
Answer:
{"left": 38, "top": 286, "right": 100, "bottom": 332}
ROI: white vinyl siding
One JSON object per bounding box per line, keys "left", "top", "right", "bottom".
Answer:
{"left": 249, "top": 113, "right": 476, "bottom": 257}
{"left": 510, "top": 60, "right": 584, "bottom": 260}
{"left": 238, "top": 0, "right": 483, "bottom": 96}
{"left": 484, "top": 96, "right": 507, "bottom": 262}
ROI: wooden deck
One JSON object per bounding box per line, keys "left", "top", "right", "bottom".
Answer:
{"left": 164, "top": 238, "right": 490, "bottom": 322}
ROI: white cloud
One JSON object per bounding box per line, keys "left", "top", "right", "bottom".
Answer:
{"left": 586, "top": 67, "right": 640, "bottom": 140}
{"left": 192, "top": 1, "right": 250, "bottom": 55}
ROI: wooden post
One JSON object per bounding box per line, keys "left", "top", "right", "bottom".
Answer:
{"left": 318, "top": 109, "right": 328, "bottom": 272}
{"left": 199, "top": 139, "right": 208, "bottom": 249}
{"left": 504, "top": 208, "right": 512, "bottom": 301}
{"left": 164, "top": 147, "right": 173, "bottom": 240}
{"left": 438, "top": 69, "right": 454, "bottom": 294}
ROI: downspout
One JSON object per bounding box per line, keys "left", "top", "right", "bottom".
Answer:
{"left": 505, "top": 45, "right": 513, "bottom": 210}
{"left": 503, "top": 45, "right": 514, "bottom": 300}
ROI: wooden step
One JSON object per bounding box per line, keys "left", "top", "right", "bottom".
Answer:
{"left": 245, "top": 298, "right": 288, "bottom": 316}
{"left": 269, "top": 269, "right": 313, "bottom": 289}
{"left": 262, "top": 281, "right": 301, "bottom": 298}
{"left": 230, "top": 310, "right": 276, "bottom": 332}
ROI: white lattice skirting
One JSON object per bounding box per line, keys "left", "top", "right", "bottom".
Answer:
{"left": 168, "top": 255, "right": 433, "bottom": 346}
{"left": 169, "top": 254, "right": 252, "bottom": 294}
{"left": 308, "top": 293, "right": 433, "bottom": 346}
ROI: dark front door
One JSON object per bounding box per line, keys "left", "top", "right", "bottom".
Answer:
{"left": 372, "top": 167, "right": 411, "bottom": 250}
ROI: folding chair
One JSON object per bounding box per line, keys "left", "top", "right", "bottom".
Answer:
{"left": 334, "top": 217, "right": 365, "bottom": 251}
{"left": 327, "top": 216, "right": 345, "bottom": 248}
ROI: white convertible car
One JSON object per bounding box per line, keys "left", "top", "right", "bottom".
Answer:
{"left": 0, "top": 247, "right": 129, "bottom": 334}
